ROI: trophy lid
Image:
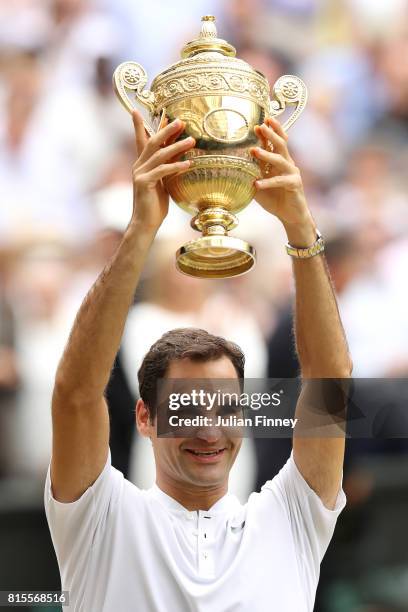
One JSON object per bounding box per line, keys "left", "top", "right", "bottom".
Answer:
{"left": 150, "top": 14, "right": 270, "bottom": 113}
{"left": 181, "top": 15, "right": 236, "bottom": 58}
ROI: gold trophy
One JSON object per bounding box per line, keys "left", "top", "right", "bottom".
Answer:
{"left": 113, "top": 15, "right": 307, "bottom": 278}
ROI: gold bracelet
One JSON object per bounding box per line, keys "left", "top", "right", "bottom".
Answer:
{"left": 285, "top": 230, "right": 325, "bottom": 259}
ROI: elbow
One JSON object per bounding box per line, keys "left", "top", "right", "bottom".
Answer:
{"left": 52, "top": 374, "right": 69, "bottom": 401}
{"left": 52, "top": 372, "right": 105, "bottom": 412}
{"left": 52, "top": 374, "right": 89, "bottom": 411}
{"left": 331, "top": 357, "right": 353, "bottom": 379}
{"left": 342, "top": 355, "right": 354, "bottom": 378}
{"left": 52, "top": 376, "right": 77, "bottom": 410}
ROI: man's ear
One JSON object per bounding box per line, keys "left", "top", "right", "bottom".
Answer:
{"left": 136, "top": 399, "right": 153, "bottom": 438}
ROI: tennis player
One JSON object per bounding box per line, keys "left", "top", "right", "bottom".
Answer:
{"left": 45, "top": 111, "right": 352, "bottom": 611}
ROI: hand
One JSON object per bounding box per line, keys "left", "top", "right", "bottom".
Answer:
{"left": 131, "top": 110, "right": 195, "bottom": 232}
{"left": 251, "top": 117, "right": 314, "bottom": 235}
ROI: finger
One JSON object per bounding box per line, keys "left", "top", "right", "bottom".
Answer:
{"left": 259, "top": 123, "right": 288, "bottom": 154}
{"left": 159, "top": 115, "right": 169, "bottom": 132}
{"left": 257, "top": 123, "right": 292, "bottom": 162}
{"left": 250, "top": 147, "right": 296, "bottom": 174}
{"left": 266, "top": 116, "right": 288, "bottom": 141}
{"left": 132, "top": 110, "right": 149, "bottom": 156}
{"left": 159, "top": 116, "right": 183, "bottom": 149}
{"left": 143, "top": 118, "right": 185, "bottom": 159}
{"left": 163, "top": 118, "right": 183, "bottom": 147}
{"left": 255, "top": 174, "right": 302, "bottom": 191}
{"left": 165, "top": 130, "right": 184, "bottom": 156}
{"left": 141, "top": 137, "right": 195, "bottom": 172}
{"left": 254, "top": 124, "right": 270, "bottom": 151}
{"left": 137, "top": 160, "right": 191, "bottom": 184}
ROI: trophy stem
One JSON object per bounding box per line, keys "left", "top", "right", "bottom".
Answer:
{"left": 191, "top": 207, "right": 238, "bottom": 237}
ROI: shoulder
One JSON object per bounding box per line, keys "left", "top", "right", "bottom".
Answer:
{"left": 44, "top": 449, "right": 148, "bottom": 535}
{"left": 249, "top": 453, "right": 346, "bottom": 525}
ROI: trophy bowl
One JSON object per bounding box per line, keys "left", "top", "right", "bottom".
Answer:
{"left": 113, "top": 15, "right": 307, "bottom": 278}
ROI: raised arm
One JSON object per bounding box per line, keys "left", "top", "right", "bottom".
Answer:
{"left": 50, "top": 113, "right": 194, "bottom": 502}
{"left": 252, "top": 118, "right": 352, "bottom": 509}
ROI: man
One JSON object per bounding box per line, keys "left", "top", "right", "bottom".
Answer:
{"left": 44, "top": 111, "right": 352, "bottom": 611}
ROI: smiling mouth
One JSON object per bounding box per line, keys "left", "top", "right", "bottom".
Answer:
{"left": 185, "top": 448, "right": 226, "bottom": 457}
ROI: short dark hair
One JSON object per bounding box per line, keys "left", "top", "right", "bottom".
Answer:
{"left": 138, "top": 328, "right": 245, "bottom": 419}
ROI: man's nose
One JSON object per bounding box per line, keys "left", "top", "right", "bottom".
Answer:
{"left": 195, "top": 425, "right": 222, "bottom": 443}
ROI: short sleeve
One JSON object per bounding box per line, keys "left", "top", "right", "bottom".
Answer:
{"left": 261, "top": 452, "right": 346, "bottom": 607}
{"left": 44, "top": 449, "right": 123, "bottom": 591}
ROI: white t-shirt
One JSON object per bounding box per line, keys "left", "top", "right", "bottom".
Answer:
{"left": 44, "top": 451, "right": 345, "bottom": 612}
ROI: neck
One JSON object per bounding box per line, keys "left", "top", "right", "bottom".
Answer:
{"left": 156, "top": 475, "right": 228, "bottom": 511}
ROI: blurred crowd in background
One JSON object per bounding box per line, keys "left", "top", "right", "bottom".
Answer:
{"left": 1, "top": 1, "right": 408, "bottom": 610}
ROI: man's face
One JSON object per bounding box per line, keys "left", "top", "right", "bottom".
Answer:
{"left": 138, "top": 357, "right": 243, "bottom": 491}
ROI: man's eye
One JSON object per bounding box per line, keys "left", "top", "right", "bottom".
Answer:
{"left": 218, "top": 404, "right": 241, "bottom": 417}
{"left": 176, "top": 408, "right": 198, "bottom": 418}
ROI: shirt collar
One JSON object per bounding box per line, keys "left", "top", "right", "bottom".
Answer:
{"left": 149, "top": 484, "right": 240, "bottom": 516}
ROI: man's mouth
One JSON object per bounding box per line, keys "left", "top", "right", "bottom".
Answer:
{"left": 184, "top": 448, "right": 227, "bottom": 462}
{"left": 186, "top": 449, "right": 225, "bottom": 456}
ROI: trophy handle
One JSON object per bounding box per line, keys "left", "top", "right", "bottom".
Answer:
{"left": 269, "top": 75, "right": 308, "bottom": 131}
{"left": 113, "top": 61, "right": 157, "bottom": 136}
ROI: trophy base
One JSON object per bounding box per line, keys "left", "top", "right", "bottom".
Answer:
{"left": 176, "top": 235, "right": 256, "bottom": 279}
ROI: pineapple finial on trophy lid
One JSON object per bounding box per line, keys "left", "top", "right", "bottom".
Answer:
{"left": 200, "top": 15, "right": 217, "bottom": 38}
{"left": 181, "top": 14, "right": 236, "bottom": 58}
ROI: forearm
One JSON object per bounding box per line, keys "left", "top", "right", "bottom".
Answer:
{"left": 288, "top": 220, "right": 349, "bottom": 508}
{"left": 54, "top": 221, "right": 155, "bottom": 404}
{"left": 253, "top": 117, "right": 348, "bottom": 506}
{"left": 285, "top": 220, "right": 352, "bottom": 379}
